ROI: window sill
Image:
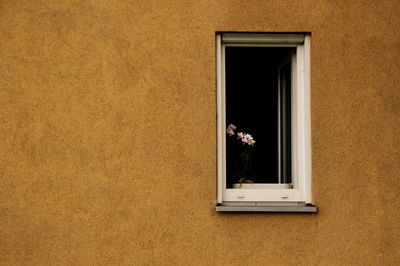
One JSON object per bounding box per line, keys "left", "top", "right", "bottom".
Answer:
{"left": 215, "top": 202, "right": 317, "bottom": 213}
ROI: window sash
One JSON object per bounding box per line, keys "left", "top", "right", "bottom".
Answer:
{"left": 217, "top": 33, "right": 311, "bottom": 203}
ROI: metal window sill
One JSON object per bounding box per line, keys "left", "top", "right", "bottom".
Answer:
{"left": 215, "top": 202, "right": 317, "bottom": 213}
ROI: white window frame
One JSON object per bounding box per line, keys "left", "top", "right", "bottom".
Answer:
{"left": 217, "top": 33, "right": 312, "bottom": 204}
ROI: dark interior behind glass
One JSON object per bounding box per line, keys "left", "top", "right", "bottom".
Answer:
{"left": 225, "top": 47, "right": 294, "bottom": 188}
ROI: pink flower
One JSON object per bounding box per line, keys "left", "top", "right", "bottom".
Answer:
{"left": 227, "top": 124, "right": 236, "bottom": 131}
{"left": 226, "top": 124, "right": 237, "bottom": 136}
{"left": 244, "top": 134, "right": 252, "bottom": 141}
{"left": 227, "top": 124, "right": 256, "bottom": 146}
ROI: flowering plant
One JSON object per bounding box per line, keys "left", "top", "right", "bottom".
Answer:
{"left": 226, "top": 124, "right": 256, "bottom": 185}
{"left": 227, "top": 124, "right": 256, "bottom": 146}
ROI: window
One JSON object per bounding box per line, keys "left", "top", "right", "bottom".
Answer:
{"left": 216, "top": 33, "right": 316, "bottom": 212}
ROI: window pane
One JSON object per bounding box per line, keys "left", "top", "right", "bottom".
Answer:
{"left": 225, "top": 47, "right": 294, "bottom": 188}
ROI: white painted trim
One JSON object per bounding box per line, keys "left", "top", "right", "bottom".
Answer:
{"left": 291, "top": 53, "right": 298, "bottom": 189}
{"left": 303, "top": 35, "right": 312, "bottom": 203}
{"left": 216, "top": 34, "right": 223, "bottom": 203}
{"left": 224, "top": 43, "right": 297, "bottom": 48}
{"left": 221, "top": 44, "right": 227, "bottom": 198}
{"left": 223, "top": 188, "right": 303, "bottom": 202}
{"left": 296, "top": 44, "right": 306, "bottom": 202}
{"left": 295, "top": 41, "right": 312, "bottom": 203}
{"left": 232, "top": 183, "right": 293, "bottom": 189}
{"left": 216, "top": 33, "right": 312, "bottom": 203}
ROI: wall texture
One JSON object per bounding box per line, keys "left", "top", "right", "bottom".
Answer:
{"left": 1, "top": 0, "right": 399, "bottom": 265}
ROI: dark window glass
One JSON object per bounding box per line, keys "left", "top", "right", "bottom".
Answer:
{"left": 225, "top": 47, "right": 294, "bottom": 188}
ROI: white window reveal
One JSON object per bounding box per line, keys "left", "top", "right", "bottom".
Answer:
{"left": 216, "top": 33, "right": 316, "bottom": 212}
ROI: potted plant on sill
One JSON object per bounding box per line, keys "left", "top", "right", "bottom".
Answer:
{"left": 227, "top": 124, "right": 293, "bottom": 189}
{"left": 226, "top": 124, "right": 256, "bottom": 188}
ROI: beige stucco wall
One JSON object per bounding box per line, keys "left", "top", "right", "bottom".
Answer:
{"left": 1, "top": 0, "right": 399, "bottom": 265}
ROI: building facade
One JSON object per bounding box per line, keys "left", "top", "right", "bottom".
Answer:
{"left": 1, "top": 0, "right": 399, "bottom": 264}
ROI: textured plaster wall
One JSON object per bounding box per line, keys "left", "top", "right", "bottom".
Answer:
{"left": 0, "top": 0, "right": 399, "bottom": 265}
